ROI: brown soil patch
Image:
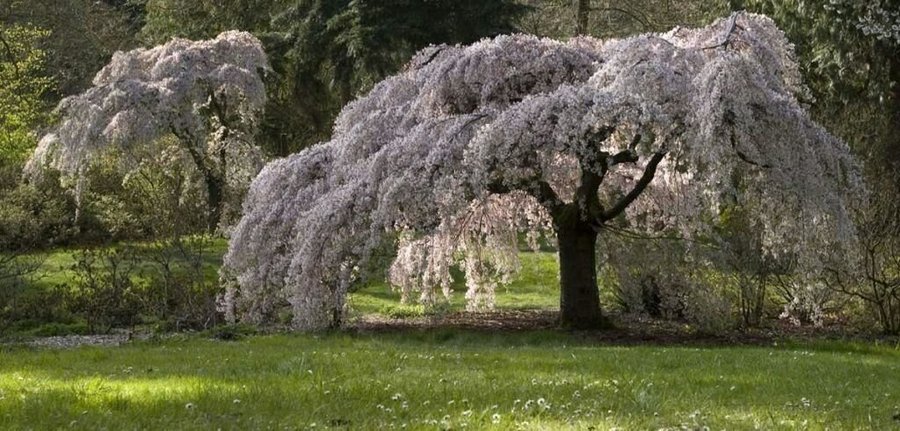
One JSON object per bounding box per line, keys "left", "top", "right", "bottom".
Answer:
{"left": 351, "top": 310, "right": 898, "bottom": 347}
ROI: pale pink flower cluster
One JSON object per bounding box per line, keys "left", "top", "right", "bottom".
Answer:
{"left": 27, "top": 31, "right": 269, "bottom": 207}
{"left": 224, "top": 14, "right": 861, "bottom": 329}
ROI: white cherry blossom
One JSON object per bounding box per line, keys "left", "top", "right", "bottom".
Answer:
{"left": 224, "top": 14, "right": 862, "bottom": 329}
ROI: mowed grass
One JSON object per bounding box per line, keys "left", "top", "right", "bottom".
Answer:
{"left": 6, "top": 246, "right": 900, "bottom": 429}
{"left": 1, "top": 332, "right": 898, "bottom": 429}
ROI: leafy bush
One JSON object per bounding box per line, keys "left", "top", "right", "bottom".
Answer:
{"left": 1, "top": 285, "right": 72, "bottom": 335}
{"left": 68, "top": 247, "right": 143, "bottom": 333}
{"left": 141, "top": 236, "right": 224, "bottom": 331}
{"left": 0, "top": 175, "right": 77, "bottom": 251}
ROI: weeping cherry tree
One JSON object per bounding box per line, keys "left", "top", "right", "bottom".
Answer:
{"left": 223, "top": 13, "right": 862, "bottom": 330}
{"left": 27, "top": 31, "right": 269, "bottom": 231}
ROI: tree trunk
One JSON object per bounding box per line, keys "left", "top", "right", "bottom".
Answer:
{"left": 557, "top": 217, "right": 607, "bottom": 329}
{"left": 575, "top": 0, "right": 591, "bottom": 36}
{"left": 204, "top": 172, "right": 225, "bottom": 233}
{"left": 888, "top": 53, "right": 900, "bottom": 176}
{"left": 176, "top": 133, "right": 226, "bottom": 233}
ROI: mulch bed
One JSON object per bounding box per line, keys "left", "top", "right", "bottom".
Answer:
{"left": 351, "top": 310, "right": 898, "bottom": 347}
{"left": 6, "top": 310, "right": 896, "bottom": 350}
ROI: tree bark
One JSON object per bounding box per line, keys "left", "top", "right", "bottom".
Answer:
{"left": 181, "top": 139, "right": 226, "bottom": 233}
{"left": 556, "top": 209, "right": 607, "bottom": 329}
{"left": 887, "top": 52, "right": 900, "bottom": 176}
{"left": 575, "top": 0, "right": 590, "bottom": 36}
{"left": 204, "top": 172, "right": 225, "bottom": 232}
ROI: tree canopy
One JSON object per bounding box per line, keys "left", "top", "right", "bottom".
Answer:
{"left": 137, "top": 0, "right": 529, "bottom": 155}
{"left": 735, "top": 0, "right": 900, "bottom": 168}
{"left": 0, "top": 24, "right": 53, "bottom": 167}
{"left": 27, "top": 31, "right": 269, "bottom": 230}
{"left": 222, "top": 13, "right": 861, "bottom": 330}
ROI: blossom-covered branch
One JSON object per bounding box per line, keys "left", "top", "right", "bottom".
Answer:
{"left": 224, "top": 13, "right": 862, "bottom": 329}
{"left": 27, "top": 31, "right": 269, "bottom": 230}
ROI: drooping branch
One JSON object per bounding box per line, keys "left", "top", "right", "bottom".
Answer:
{"left": 222, "top": 15, "right": 863, "bottom": 329}
{"left": 600, "top": 151, "right": 667, "bottom": 222}
{"left": 704, "top": 13, "right": 741, "bottom": 50}
{"left": 488, "top": 178, "right": 564, "bottom": 216}
{"left": 27, "top": 31, "right": 268, "bottom": 231}
{"left": 731, "top": 132, "right": 772, "bottom": 168}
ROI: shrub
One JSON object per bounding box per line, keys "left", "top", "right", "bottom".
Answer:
{"left": 823, "top": 183, "right": 900, "bottom": 335}
{"left": 68, "top": 247, "right": 143, "bottom": 333}
{"left": 0, "top": 175, "right": 77, "bottom": 251}
{"left": 141, "top": 236, "right": 224, "bottom": 331}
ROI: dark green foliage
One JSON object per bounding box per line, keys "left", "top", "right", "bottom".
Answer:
{"left": 264, "top": 0, "right": 529, "bottom": 155}
{"left": 0, "top": 254, "right": 58, "bottom": 333}
{"left": 0, "top": 174, "right": 77, "bottom": 252}
{"left": 1, "top": 0, "right": 138, "bottom": 97}
{"left": 0, "top": 284, "right": 71, "bottom": 334}
{"left": 733, "top": 0, "right": 900, "bottom": 170}
{"left": 518, "top": 0, "right": 727, "bottom": 39}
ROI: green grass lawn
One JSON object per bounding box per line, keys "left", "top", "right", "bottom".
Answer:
{"left": 5, "top": 246, "right": 900, "bottom": 429}
{"left": 1, "top": 332, "right": 898, "bottom": 429}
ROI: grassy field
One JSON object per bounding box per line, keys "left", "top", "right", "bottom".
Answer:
{"left": 1, "top": 332, "right": 898, "bottom": 429}
{"left": 4, "top": 246, "right": 899, "bottom": 429}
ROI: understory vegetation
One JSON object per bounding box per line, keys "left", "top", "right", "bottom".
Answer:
{"left": 2, "top": 246, "right": 896, "bottom": 338}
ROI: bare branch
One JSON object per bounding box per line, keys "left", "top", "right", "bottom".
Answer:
{"left": 0, "top": 28, "right": 20, "bottom": 78}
